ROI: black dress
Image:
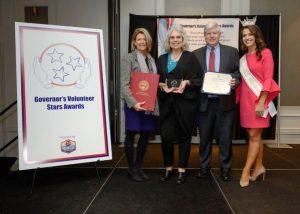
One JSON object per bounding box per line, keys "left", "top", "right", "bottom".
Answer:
{"left": 157, "top": 51, "right": 203, "bottom": 168}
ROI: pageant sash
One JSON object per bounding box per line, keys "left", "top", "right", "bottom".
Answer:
{"left": 240, "top": 55, "right": 277, "bottom": 117}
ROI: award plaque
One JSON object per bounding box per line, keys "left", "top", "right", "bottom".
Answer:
{"left": 130, "top": 72, "right": 159, "bottom": 111}
{"left": 166, "top": 78, "right": 182, "bottom": 88}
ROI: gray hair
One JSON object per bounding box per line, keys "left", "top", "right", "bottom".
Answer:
{"left": 164, "top": 25, "right": 189, "bottom": 52}
{"left": 204, "top": 22, "right": 221, "bottom": 34}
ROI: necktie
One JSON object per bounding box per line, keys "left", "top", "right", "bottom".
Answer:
{"left": 209, "top": 47, "right": 215, "bottom": 72}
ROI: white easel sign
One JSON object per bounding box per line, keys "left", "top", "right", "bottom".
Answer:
{"left": 15, "top": 22, "right": 112, "bottom": 170}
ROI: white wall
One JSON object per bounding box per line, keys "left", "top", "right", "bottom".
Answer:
{"left": 0, "top": 0, "right": 18, "bottom": 151}
{"left": 165, "top": 0, "right": 221, "bottom": 15}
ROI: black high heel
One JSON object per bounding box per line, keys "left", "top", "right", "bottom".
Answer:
{"left": 160, "top": 170, "right": 173, "bottom": 182}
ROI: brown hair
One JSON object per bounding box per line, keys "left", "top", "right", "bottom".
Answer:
{"left": 130, "top": 28, "right": 152, "bottom": 52}
{"left": 240, "top": 25, "right": 266, "bottom": 60}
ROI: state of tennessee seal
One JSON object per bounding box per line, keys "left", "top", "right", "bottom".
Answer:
{"left": 138, "top": 80, "right": 149, "bottom": 91}
{"left": 61, "top": 139, "right": 76, "bottom": 153}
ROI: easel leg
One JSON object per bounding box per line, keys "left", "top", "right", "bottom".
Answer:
{"left": 95, "top": 160, "right": 101, "bottom": 184}
{"left": 30, "top": 168, "right": 38, "bottom": 194}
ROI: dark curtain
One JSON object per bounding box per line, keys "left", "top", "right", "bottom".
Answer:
{"left": 129, "top": 14, "right": 158, "bottom": 57}
{"left": 129, "top": 14, "right": 280, "bottom": 140}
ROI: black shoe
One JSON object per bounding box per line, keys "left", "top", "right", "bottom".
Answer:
{"left": 196, "top": 169, "right": 210, "bottom": 179}
{"left": 220, "top": 170, "right": 231, "bottom": 181}
{"left": 176, "top": 172, "right": 186, "bottom": 185}
{"left": 160, "top": 170, "right": 173, "bottom": 182}
{"left": 138, "top": 170, "right": 149, "bottom": 180}
{"left": 128, "top": 169, "right": 143, "bottom": 182}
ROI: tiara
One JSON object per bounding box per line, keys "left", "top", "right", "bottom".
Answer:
{"left": 240, "top": 16, "right": 257, "bottom": 27}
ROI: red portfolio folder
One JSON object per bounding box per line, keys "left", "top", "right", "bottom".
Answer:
{"left": 130, "top": 72, "right": 159, "bottom": 111}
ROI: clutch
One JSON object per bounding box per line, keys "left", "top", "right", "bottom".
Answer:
{"left": 166, "top": 78, "right": 182, "bottom": 88}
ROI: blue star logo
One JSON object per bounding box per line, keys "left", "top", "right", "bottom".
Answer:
{"left": 47, "top": 49, "right": 64, "bottom": 63}
{"left": 66, "top": 56, "right": 82, "bottom": 71}
{"left": 53, "top": 66, "right": 69, "bottom": 82}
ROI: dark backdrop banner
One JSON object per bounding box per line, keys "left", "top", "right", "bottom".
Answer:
{"left": 129, "top": 14, "right": 280, "bottom": 140}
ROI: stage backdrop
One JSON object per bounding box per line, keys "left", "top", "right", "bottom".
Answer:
{"left": 157, "top": 18, "right": 239, "bottom": 55}
{"left": 128, "top": 14, "right": 280, "bottom": 140}
{"left": 15, "top": 22, "right": 111, "bottom": 170}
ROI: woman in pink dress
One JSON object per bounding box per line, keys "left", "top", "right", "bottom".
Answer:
{"left": 237, "top": 25, "right": 281, "bottom": 187}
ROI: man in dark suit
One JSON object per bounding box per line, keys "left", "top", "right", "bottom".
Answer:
{"left": 193, "top": 22, "right": 240, "bottom": 181}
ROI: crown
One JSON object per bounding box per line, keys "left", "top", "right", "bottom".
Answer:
{"left": 240, "top": 16, "right": 257, "bottom": 27}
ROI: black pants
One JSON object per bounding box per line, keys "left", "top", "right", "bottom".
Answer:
{"left": 198, "top": 99, "right": 235, "bottom": 171}
{"left": 160, "top": 112, "right": 192, "bottom": 168}
{"left": 124, "top": 130, "right": 150, "bottom": 170}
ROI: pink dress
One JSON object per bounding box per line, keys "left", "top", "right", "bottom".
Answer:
{"left": 236, "top": 48, "right": 281, "bottom": 128}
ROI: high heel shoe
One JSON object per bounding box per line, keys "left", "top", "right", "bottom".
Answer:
{"left": 240, "top": 169, "right": 250, "bottom": 188}
{"left": 239, "top": 179, "right": 250, "bottom": 188}
{"left": 250, "top": 167, "right": 266, "bottom": 181}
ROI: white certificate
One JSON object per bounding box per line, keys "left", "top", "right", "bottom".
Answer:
{"left": 202, "top": 72, "right": 232, "bottom": 95}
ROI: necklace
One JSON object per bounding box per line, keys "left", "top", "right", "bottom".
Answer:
{"left": 171, "top": 52, "right": 182, "bottom": 61}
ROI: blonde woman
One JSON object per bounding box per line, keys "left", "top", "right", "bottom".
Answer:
{"left": 121, "top": 28, "right": 157, "bottom": 182}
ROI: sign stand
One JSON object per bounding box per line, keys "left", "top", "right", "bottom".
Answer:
{"left": 29, "top": 161, "right": 102, "bottom": 194}
{"left": 95, "top": 160, "right": 101, "bottom": 184}
{"left": 30, "top": 168, "right": 38, "bottom": 194}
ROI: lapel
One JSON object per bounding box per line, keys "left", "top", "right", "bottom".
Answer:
{"left": 161, "top": 54, "right": 169, "bottom": 75}
{"left": 219, "top": 44, "right": 225, "bottom": 73}
{"left": 202, "top": 47, "right": 207, "bottom": 72}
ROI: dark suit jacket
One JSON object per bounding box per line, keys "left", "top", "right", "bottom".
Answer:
{"left": 193, "top": 44, "right": 240, "bottom": 112}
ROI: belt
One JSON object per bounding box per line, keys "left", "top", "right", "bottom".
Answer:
{"left": 208, "top": 97, "right": 219, "bottom": 101}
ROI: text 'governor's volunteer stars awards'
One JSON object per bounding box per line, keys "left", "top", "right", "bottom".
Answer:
{"left": 34, "top": 95, "right": 95, "bottom": 110}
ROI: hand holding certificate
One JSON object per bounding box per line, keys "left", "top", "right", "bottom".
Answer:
{"left": 202, "top": 72, "right": 232, "bottom": 95}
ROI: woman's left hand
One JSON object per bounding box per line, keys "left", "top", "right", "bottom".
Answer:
{"left": 255, "top": 102, "right": 265, "bottom": 117}
{"left": 173, "top": 80, "right": 189, "bottom": 94}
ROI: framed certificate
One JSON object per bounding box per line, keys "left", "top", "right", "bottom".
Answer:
{"left": 201, "top": 72, "right": 232, "bottom": 95}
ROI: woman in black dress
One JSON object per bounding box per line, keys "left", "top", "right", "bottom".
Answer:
{"left": 157, "top": 25, "right": 203, "bottom": 184}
